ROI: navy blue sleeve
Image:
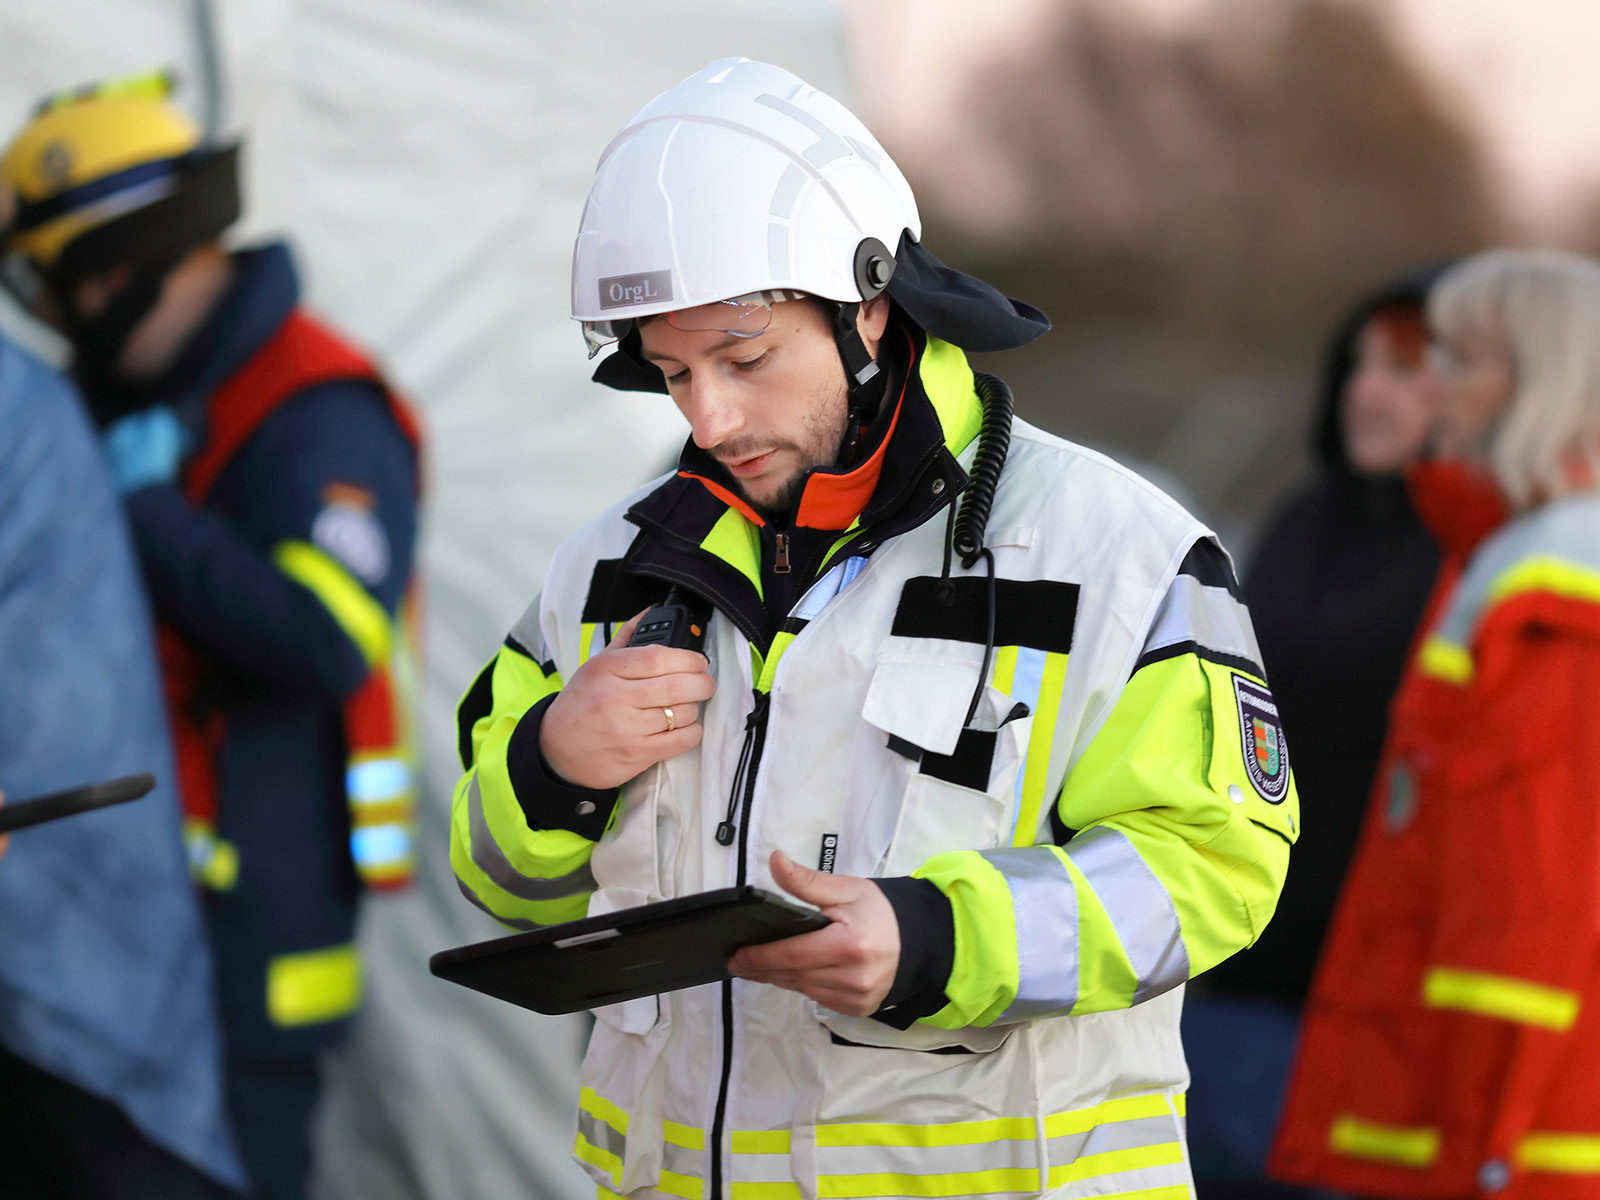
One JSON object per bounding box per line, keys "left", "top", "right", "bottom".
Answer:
{"left": 124, "top": 380, "right": 419, "bottom": 699}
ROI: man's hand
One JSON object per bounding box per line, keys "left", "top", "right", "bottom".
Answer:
{"left": 729, "top": 850, "right": 901, "bottom": 1017}
{"left": 539, "top": 611, "right": 715, "bottom": 789}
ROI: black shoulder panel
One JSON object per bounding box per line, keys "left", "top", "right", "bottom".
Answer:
{"left": 1177, "top": 538, "right": 1241, "bottom": 599}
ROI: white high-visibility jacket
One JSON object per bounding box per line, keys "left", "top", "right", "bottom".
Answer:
{"left": 453, "top": 332, "right": 1298, "bottom": 1200}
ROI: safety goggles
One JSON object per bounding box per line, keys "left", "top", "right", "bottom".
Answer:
{"left": 582, "top": 289, "right": 807, "bottom": 358}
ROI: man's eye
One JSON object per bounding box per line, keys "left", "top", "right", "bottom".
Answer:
{"left": 733, "top": 353, "right": 767, "bottom": 372}
{"left": 665, "top": 368, "right": 690, "bottom": 385}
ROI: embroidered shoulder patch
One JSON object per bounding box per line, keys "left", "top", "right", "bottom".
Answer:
{"left": 312, "top": 498, "right": 390, "bottom": 586}
{"left": 1233, "top": 676, "right": 1289, "bottom": 803}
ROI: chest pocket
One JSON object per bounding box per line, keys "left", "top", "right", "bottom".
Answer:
{"left": 858, "top": 653, "right": 1035, "bottom": 876}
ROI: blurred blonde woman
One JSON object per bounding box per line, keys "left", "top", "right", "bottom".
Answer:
{"left": 1271, "top": 248, "right": 1600, "bottom": 1200}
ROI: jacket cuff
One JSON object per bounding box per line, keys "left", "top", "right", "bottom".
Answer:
{"left": 871, "top": 875, "right": 956, "bottom": 1029}
{"left": 504, "top": 694, "right": 619, "bottom": 839}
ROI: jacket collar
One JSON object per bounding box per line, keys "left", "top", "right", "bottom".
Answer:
{"left": 1405, "top": 459, "right": 1510, "bottom": 563}
{"left": 619, "top": 327, "right": 983, "bottom": 647}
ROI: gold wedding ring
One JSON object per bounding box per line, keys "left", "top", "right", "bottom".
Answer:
{"left": 662, "top": 706, "right": 676, "bottom": 733}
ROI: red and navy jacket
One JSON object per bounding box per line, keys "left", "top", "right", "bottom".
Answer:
{"left": 120, "top": 242, "right": 421, "bottom": 1057}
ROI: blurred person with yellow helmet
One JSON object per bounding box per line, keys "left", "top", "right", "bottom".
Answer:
{"left": 1, "top": 72, "right": 425, "bottom": 1200}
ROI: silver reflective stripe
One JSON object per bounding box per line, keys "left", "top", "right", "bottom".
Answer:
{"left": 507, "top": 597, "right": 544, "bottom": 660}
{"left": 454, "top": 878, "right": 538, "bottom": 931}
{"left": 1142, "top": 573, "right": 1262, "bottom": 666}
{"left": 987, "top": 847, "right": 1079, "bottom": 1021}
{"left": 770, "top": 162, "right": 806, "bottom": 219}
{"left": 1066, "top": 826, "right": 1190, "bottom": 1003}
{"left": 755, "top": 93, "right": 850, "bottom": 166}
{"left": 468, "top": 775, "right": 597, "bottom": 901}
{"left": 577, "top": 1109, "right": 626, "bottom": 1161}
{"left": 1046, "top": 1112, "right": 1180, "bottom": 1170}
{"left": 1437, "top": 494, "right": 1600, "bottom": 646}
{"left": 662, "top": 1140, "right": 704, "bottom": 1180}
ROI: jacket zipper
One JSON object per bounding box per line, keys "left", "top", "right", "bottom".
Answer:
{"left": 710, "top": 688, "right": 773, "bottom": 1199}
{"left": 773, "top": 532, "right": 790, "bottom": 574}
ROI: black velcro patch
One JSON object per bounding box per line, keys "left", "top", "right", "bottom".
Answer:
{"left": 581, "top": 557, "right": 669, "bottom": 624}
{"left": 892, "top": 577, "right": 1078, "bottom": 654}
{"left": 920, "top": 728, "right": 997, "bottom": 791}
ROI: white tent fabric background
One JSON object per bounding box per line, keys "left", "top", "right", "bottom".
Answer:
{"left": 0, "top": 3, "right": 849, "bottom": 1197}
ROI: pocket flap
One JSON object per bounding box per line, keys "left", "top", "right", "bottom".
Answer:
{"left": 862, "top": 652, "right": 984, "bottom": 756}
{"left": 817, "top": 1007, "right": 1012, "bottom": 1054}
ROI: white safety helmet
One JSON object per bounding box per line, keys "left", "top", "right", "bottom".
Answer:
{"left": 572, "top": 58, "right": 918, "bottom": 352}
{"left": 575, "top": 58, "right": 1049, "bottom": 400}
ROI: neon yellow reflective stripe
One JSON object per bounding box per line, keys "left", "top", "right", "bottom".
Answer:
{"left": 1173, "top": 1093, "right": 1187, "bottom": 1118}
{"left": 1423, "top": 966, "right": 1580, "bottom": 1031}
{"left": 574, "top": 1135, "right": 622, "bottom": 1186}
{"left": 274, "top": 541, "right": 391, "bottom": 666}
{"left": 1045, "top": 1140, "right": 1185, "bottom": 1187}
{"left": 1329, "top": 1115, "right": 1439, "bottom": 1167}
{"left": 731, "top": 1184, "right": 800, "bottom": 1200}
{"left": 579, "top": 1086, "right": 631, "bottom": 1134}
{"left": 1011, "top": 649, "right": 1069, "bottom": 845}
{"left": 267, "top": 943, "right": 361, "bottom": 1026}
{"left": 1090, "top": 1187, "right": 1190, "bottom": 1200}
{"left": 919, "top": 336, "right": 983, "bottom": 459}
{"left": 597, "top": 1188, "right": 625, "bottom": 1200}
{"left": 578, "top": 622, "right": 599, "bottom": 665}
{"left": 732, "top": 1129, "right": 791, "bottom": 1154}
{"left": 659, "top": 1169, "right": 703, "bottom": 1199}
{"left": 183, "top": 819, "right": 239, "bottom": 891}
{"left": 820, "top": 519, "right": 862, "bottom": 577}
{"left": 1043, "top": 1093, "right": 1172, "bottom": 1138}
{"left": 1488, "top": 554, "right": 1600, "bottom": 608}
{"left": 818, "top": 1115, "right": 1036, "bottom": 1148}
{"left": 756, "top": 631, "right": 796, "bottom": 694}
{"left": 1518, "top": 1131, "right": 1600, "bottom": 1173}
{"left": 702, "top": 507, "right": 763, "bottom": 597}
{"left": 1417, "top": 635, "right": 1473, "bottom": 685}
{"left": 989, "top": 644, "right": 1018, "bottom": 693}
{"left": 818, "top": 1168, "right": 1038, "bottom": 1199}
{"left": 665, "top": 1119, "right": 705, "bottom": 1150}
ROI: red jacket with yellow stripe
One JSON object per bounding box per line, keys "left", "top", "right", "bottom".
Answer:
{"left": 1271, "top": 466, "right": 1600, "bottom": 1199}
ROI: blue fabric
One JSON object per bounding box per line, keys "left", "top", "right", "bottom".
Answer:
{"left": 0, "top": 330, "right": 245, "bottom": 1189}
{"left": 1182, "top": 993, "right": 1349, "bottom": 1198}
{"left": 104, "top": 405, "right": 185, "bottom": 493}
{"left": 120, "top": 241, "right": 418, "bottom": 1064}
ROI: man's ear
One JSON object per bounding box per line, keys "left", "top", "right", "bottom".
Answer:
{"left": 856, "top": 293, "right": 892, "bottom": 358}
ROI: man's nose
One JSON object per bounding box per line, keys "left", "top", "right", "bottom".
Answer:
{"left": 684, "top": 375, "right": 743, "bottom": 449}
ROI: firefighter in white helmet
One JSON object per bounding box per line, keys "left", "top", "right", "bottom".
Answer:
{"left": 454, "top": 58, "right": 1296, "bottom": 1199}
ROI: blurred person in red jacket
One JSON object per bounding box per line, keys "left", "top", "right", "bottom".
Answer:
{"left": 1271, "top": 248, "right": 1600, "bottom": 1198}
{"left": 1184, "top": 268, "right": 1445, "bottom": 1198}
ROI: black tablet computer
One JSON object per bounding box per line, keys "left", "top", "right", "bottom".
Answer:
{"left": 0, "top": 774, "right": 155, "bottom": 834}
{"left": 429, "top": 886, "right": 829, "bottom": 1015}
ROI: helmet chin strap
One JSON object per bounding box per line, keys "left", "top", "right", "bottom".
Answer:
{"left": 832, "top": 300, "right": 888, "bottom": 468}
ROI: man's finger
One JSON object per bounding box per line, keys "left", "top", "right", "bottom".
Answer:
{"left": 770, "top": 848, "right": 860, "bottom": 910}
{"left": 634, "top": 671, "right": 717, "bottom": 711}
{"left": 608, "top": 644, "right": 714, "bottom": 681}
{"left": 606, "top": 609, "right": 649, "bottom": 651}
{"left": 731, "top": 923, "right": 848, "bottom": 975}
